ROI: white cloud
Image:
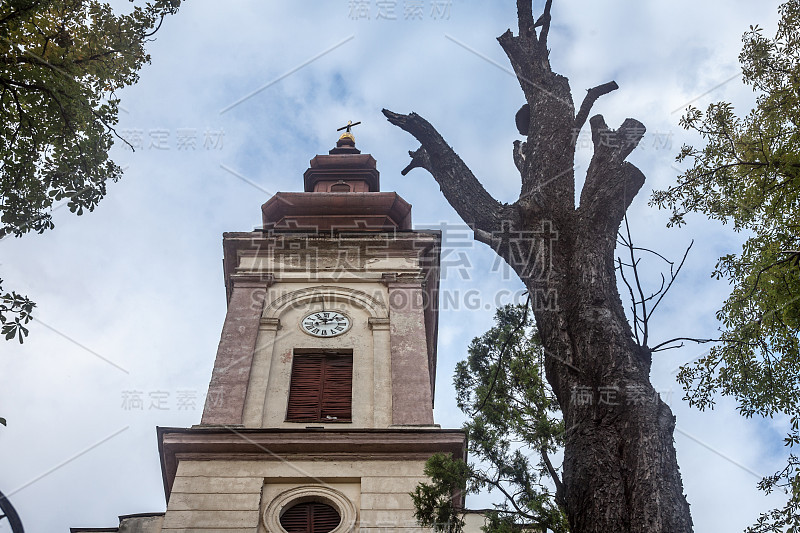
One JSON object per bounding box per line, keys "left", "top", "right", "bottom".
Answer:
{"left": 0, "top": 1, "right": 791, "bottom": 531}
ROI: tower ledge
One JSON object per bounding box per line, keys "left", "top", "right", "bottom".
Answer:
{"left": 303, "top": 153, "right": 379, "bottom": 192}
{"left": 157, "top": 427, "right": 467, "bottom": 500}
{"left": 261, "top": 191, "right": 411, "bottom": 231}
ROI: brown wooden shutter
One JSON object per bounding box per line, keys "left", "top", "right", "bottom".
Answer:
{"left": 279, "top": 501, "right": 340, "bottom": 533}
{"left": 312, "top": 503, "right": 341, "bottom": 532}
{"left": 320, "top": 356, "right": 352, "bottom": 421}
{"left": 279, "top": 503, "right": 309, "bottom": 532}
{"left": 286, "top": 355, "right": 324, "bottom": 421}
{"left": 287, "top": 354, "right": 352, "bottom": 422}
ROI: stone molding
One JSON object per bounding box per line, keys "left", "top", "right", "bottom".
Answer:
{"left": 261, "top": 192, "right": 411, "bottom": 232}
{"left": 379, "top": 272, "right": 426, "bottom": 287}
{"left": 259, "top": 317, "right": 281, "bottom": 331}
{"left": 262, "top": 285, "right": 388, "bottom": 320}
{"left": 367, "top": 317, "right": 390, "bottom": 331}
{"left": 230, "top": 272, "right": 275, "bottom": 288}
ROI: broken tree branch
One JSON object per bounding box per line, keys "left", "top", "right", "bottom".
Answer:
{"left": 574, "top": 81, "right": 619, "bottom": 132}
{"left": 536, "top": 0, "right": 554, "bottom": 49}
{"left": 498, "top": 0, "right": 565, "bottom": 103}
{"left": 578, "top": 115, "right": 646, "bottom": 236}
{"left": 400, "top": 147, "right": 433, "bottom": 176}
{"left": 516, "top": 0, "right": 535, "bottom": 41}
{"left": 382, "top": 108, "right": 503, "bottom": 233}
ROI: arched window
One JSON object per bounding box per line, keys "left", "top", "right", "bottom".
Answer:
{"left": 329, "top": 182, "right": 351, "bottom": 192}
{"left": 280, "top": 501, "right": 341, "bottom": 533}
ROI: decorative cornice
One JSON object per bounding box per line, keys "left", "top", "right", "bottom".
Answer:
{"left": 157, "top": 427, "right": 467, "bottom": 500}
{"left": 263, "top": 285, "right": 388, "bottom": 320}
{"left": 379, "top": 272, "right": 397, "bottom": 285}
{"left": 261, "top": 192, "right": 411, "bottom": 232}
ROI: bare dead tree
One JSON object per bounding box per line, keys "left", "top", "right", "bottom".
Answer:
{"left": 383, "top": 1, "right": 694, "bottom": 531}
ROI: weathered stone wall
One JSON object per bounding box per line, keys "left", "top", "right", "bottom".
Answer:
{"left": 246, "top": 281, "right": 392, "bottom": 429}
{"left": 216, "top": 233, "right": 441, "bottom": 430}
{"left": 160, "top": 459, "right": 438, "bottom": 532}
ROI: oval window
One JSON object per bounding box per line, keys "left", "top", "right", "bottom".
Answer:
{"left": 280, "top": 501, "right": 341, "bottom": 533}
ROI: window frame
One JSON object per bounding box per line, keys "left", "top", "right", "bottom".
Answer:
{"left": 285, "top": 350, "right": 353, "bottom": 423}
{"left": 263, "top": 486, "right": 358, "bottom": 533}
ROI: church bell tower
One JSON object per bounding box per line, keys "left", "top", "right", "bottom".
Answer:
{"left": 152, "top": 125, "right": 466, "bottom": 532}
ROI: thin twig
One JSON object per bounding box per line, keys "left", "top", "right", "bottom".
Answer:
{"left": 647, "top": 240, "right": 693, "bottom": 321}
{"left": 650, "top": 337, "right": 717, "bottom": 352}
{"left": 624, "top": 214, "right": 649, "bottom": 345}
{"left": 617, "top": 256, "right": 641, "bottom": 343}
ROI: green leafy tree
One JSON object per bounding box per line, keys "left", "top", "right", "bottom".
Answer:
{"left": 651, "top": 1, "right": 800, "bottom": 530}
{"left": 0, "top": 0, "right": 181, "bottom": 342}
{"left": 413, "top": 304, "right": 568, "bottom": 533}
{"left": 0, "top": 282, "right": 34, "bottom": 342}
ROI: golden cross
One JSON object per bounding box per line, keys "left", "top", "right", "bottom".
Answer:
{"left": 336, "top": 120, "right": 361, "bottom": 134}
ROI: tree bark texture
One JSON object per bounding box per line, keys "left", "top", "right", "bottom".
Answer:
{"left": 383, "top": 2, "right": 693, "bottom": 532}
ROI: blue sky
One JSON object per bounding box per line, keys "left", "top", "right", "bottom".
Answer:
{"left": 0, "top": 0, "right": 792, "bottom": 531}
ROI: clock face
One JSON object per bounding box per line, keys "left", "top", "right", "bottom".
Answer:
{"left": 301, "top": 311, "right": 351, "bottom": 337}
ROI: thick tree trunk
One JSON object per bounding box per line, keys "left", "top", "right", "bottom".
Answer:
{"left": 382, "top": 1, "right": 694, "bottom": 531}
{"left": 523, "top": 235, "right": 692, "bottom": 532}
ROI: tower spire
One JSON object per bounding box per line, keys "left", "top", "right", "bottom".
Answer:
{"left": 331, "top": 120, "right": 361, "bottom": 154}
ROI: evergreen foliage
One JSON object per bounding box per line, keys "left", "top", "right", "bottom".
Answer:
{"left": 413, "top": 304, "right": 568, "bottom": 533}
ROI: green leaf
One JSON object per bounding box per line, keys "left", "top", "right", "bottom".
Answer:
{"left": 0, "top": 0, "right": 180, "bottom": 341}
{"left": 651, "top": 2, "right": 800, "bottom": 530}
